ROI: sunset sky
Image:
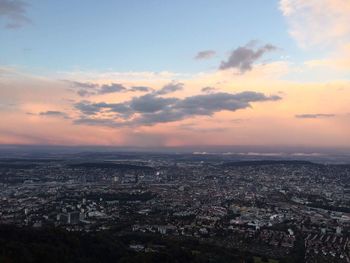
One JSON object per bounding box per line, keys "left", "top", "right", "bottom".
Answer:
{"left": 0, "top": 0, "right": 349, "bottom": 148}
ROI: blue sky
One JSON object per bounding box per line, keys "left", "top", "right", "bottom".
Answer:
{"left": 0, "top": 0, "right": 300, "bottom": 73}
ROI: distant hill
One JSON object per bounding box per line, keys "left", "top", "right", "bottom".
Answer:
{"left": 221, "top": 160, "right": 318, "bottom": 167}
{"left": 0, "top": 163, "right": 39, "bottom": 169}
{"left": 69, "top": 162, "right": 154, "bottom": 171}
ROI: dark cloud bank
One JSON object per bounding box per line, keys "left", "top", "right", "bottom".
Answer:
{"left": 73, "top": 83, "right": 281, "bottom": 127}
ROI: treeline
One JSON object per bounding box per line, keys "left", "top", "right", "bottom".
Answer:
{"left": 0, "top": 225, "right": 248, "bottom": 263}
{"left": 0, "top": 225, "right": 129, "bottom": 263}
{"left": 0, "top": 225, "right": 309, "bottom": 263}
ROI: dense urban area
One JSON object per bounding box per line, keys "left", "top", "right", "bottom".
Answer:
{"left": 1, "top": 151, "right": 350, "bottom": 263}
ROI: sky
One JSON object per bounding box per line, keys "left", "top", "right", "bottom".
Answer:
{"left": 0, "top": 0, "right": 350, "bottom": 148}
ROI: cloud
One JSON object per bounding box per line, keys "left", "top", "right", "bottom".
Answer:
{"left": 154, "top": 82, "right": 184, "bottom": 95}
{"left": 67, "top": 81, "right": 98, "bottom": 96}
{"left": 70, "top": 81, "right": 127, "bottom": 96}
{"left": 201, "top": 87, "right": 217, "bottom": 93}
{"left": 129, "top": 86, "right": 153, "bottom": 92}
{"left": 0, "top": 0, "right": 30, "bottom": 29}
{"left": 77, "top": 89, "right": 95, "bottom": 97}
{"left": 220, "top": 43, "right": 277, "bottom": 73}
{"left": 295, "top": 113, "right": 336, "bottom": 119}
{"left": 129, "top": 94, "right": 178, "bottom": 113}
{"left": 98, "top": 83, "right": 126, "bottom": 94}
{"left": 74, "top": 101, "right": 130, "bottom": 116}
{"left": 74, "top": 101, "right": 102, "bottom": 115}
{"left": 279, "top": 0, "right": 350, "bottom": 48}
{"left": 68, "top": 80, "right": 153, "bottom": 96}
{"left": 74, "top": 91, "right": 281, "bottom": 127}
{"left": 68, "top": 81, "right": 98, "bottom": 89}
{"left": 194, "top": 50, "right": 216, "bottom": 60}
{"left": 39, "top": 110, "right": 70, "bottom": 119}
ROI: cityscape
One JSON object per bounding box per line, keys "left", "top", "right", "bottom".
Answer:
{"left": 1, "top": 149, "right": 350, "bottom": 262}
{"left": 1, "top": 0, "right": 350, "bottom": 262}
